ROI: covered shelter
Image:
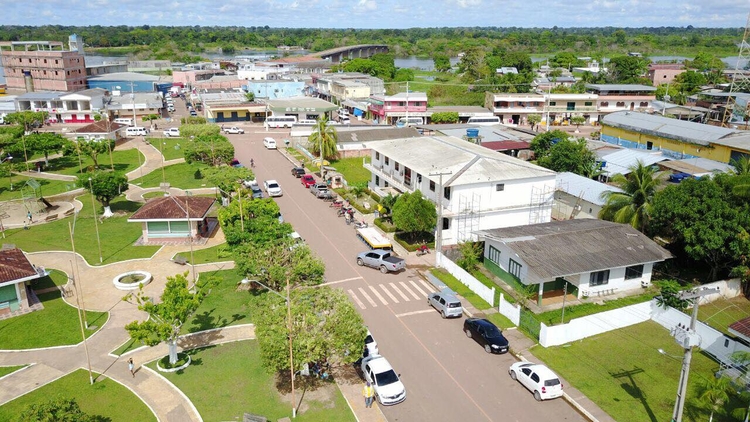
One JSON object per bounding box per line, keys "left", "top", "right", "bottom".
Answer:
{"left": 0, "top": 248, "right": 46, "bottom": 318}
{"left": 128, "top": 195, "right": 217, "bottom": 245}
{"left": 267, "top": 96, "right": 338, "bottom": 121}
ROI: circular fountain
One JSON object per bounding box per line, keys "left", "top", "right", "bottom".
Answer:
{"left": 112, "top": 271, "right": 152, "bottom": 290}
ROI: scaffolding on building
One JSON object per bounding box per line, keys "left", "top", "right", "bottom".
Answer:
{"left": 529, "top": 184, "right": 554, "bottom": 225}
{"left": 456, "top": 193, "right": 481, "bottom": 243}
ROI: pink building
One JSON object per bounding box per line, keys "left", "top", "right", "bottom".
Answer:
{"left": 369, "top": 92, "right": 428, "bottom": 124}
{"left": 0, "top": 41, "right": 86, "bottom": 92}
{"left": 647, "top": 64, "right": 685, "bottom": 86}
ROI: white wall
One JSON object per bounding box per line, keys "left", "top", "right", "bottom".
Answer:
{"left": 499, "top": 293, "right": 521, "bottom": 326}
{"left": 484, "top": 239, "right": 532, "bottom": 284}
{"left": 437, "top": 252, "right": 495, "bottom": 307}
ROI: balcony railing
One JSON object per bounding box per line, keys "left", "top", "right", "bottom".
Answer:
{"left": 363, "top": 162, "right": 412, "bottom": 192}
{"left": 547, "top": 105, "right": 598, "bottom": 113}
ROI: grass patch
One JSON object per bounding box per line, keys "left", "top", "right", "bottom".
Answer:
{"left": 111, "top": 337, "right": 142, "bottom": 356}
{"left": 430, "top": 268, "right": 493, "bottom": 311}
{"left": 287, "top": 147, "right": 306, "bottom": 163}
{"left": 181, "top": 268, "right": 251, "bottom": 334}
{"left": 698, "top": 296, "right": 750, "bottom": 336}
{"left": 0, "top": 369, "right": 155, "bottom": 422}
{"left": 330, "top": 157, "right": 370, "bottom": 185}
{"left": 0, "top": 365, "right": 26, "bottom": 378}
{"left": 535, "top": 291, "right": 657, "bottom": 326}
{"left": 142, "top": 191, "right": 168, "bottom": 199}
{"left": 150, "top": 341, "right": 355, "bottom": 422}
{"left": 486, "top": 312, "right": 516, "bottom": 330}
{"left": 174, "top": 243, "right": 233, "bottom": 265}
{"left": 157, "top": 352, "right": 191, "bottom": 369}
{"left": 0, "top": 290, "right": 107, "bottom": 349}
{"left": 394, "top": 231, "right": 434, "bottom": 252}
{"left": 373, "top": 217, "right": 397, "bottom": 233}
{"left": 470, "top": 268, "right": 503, "bottom": 306}
{"left": 531, "top": 320, "right": 739, "bottom": 422}
{"left": 0, "top": 175, "right": 78, "bottom": 202}
{"left": 131, "top": 162, "right": 213, "bottom": 189}
{"left": 148, "top": 137, "right": 186, "bottom": 161}
{"left": 30, "top": 269, "right": 69, "bottom": 291}
{"left": 46, "top": 149, "right": 143, "bottom": 176}
{"left": 2, "top": 194, "right": 160, "bottom": 265}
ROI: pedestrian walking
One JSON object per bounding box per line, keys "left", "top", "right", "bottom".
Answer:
{"left": 128, "top": 358, "right": 135, "bottom": 377}
{"left": 363, "top": 381, "right": 375, "bottom": 408}
{"left": 26, "top": 211, "right": 32, "bottom": 224}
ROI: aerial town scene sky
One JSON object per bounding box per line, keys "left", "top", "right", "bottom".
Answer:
{"left": 3, "top": 0, "right": 748, "bottom": 28}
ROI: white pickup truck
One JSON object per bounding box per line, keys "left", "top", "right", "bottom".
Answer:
{"left": 223, "top": 126, "right": 245, "bottom": 134}
{"left": 356, "top": 249, "right": 405, "bottom": 274}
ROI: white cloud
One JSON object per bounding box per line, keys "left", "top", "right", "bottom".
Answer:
{"left": 357, "top": 0, "right": 377, "bottom": 11}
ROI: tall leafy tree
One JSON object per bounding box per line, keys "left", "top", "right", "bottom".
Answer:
{"left": 697, "top": 375, "right": 732, "bottom": 422}
{"left": 599, "top": 161, "right": 662, "bottom": 232}
{"left": 202, "top": 165, "right": 252, "bottom": 195}
{"left": 308, "top": 115, "right": 339, "bottom": 164}
{"left": 4, "top": 111, "right": 48, "bottom": 133}
{"left": 538, "top": 138, "right": 599, "bottom": 177}
{"left": 24, "top": 132, "right": 68, "bottom": 165}
{"left": 433, "top": 53, "right": 451, "bottom": 72}
{"left": 77, "top": 171, "right": 128, "bottom": 217}
{"left": 235, "top": 241, "right": 325, "bottom": 292}
{"left": 17, "top": 397, "right": 104, "bottom": 422}
{"left": 218, "top": 197, "right": 292, "bottom": 246}
{"left": 529, "top": 129, "right": 569, "bottom": 160}
{"left": 606, "top": 55, "right": 649, "bottom": 84}
{"left": 64, "top": 138, "right": 115, "bottom": 170}
{"left": 457, "top": 47, "right": 487, "bottom": 83}
{"left": 527, "top": 114, "right": 542, "bottom": 132}
{"left": 392, "top": 190, "right": 437, "bottom": 241}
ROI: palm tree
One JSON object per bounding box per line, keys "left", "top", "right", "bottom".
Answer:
{"left": 308, "top": 115, "right": 339, "bottom": 167}
{"left": 730, "top": 156, "right": 750, "bottom": 199}
{"left": 697, "top": 375, "right": 731, "bottom": 422}
{"left": 599, "top": 160, "right": 662, "bottom": 232}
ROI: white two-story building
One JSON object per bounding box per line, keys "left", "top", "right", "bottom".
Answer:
{"left": 364, "top": 136, "right": 557, "bottom": 245}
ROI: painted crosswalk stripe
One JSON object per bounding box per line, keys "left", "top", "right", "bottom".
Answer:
{"left": 417, "top": 279, "right": 436, "bottom": 293}
{"left": 379, "top": 284, "right": 399, "bottom": 303}
{"left": 348, "top": 289, "right": 365, "bottom": 309}
{"left": 368, "top": 285, "right": 388, "bottom": 306}
{"left": 389, "top": 282, "right": 410, "bottom": 301}
{"left": 409, "top": 279, "right": 428, "bottom": 298}
{"left": 395, "top": 309, "right": 435, "bottom": 318}
{"left": 358, "top": 287, "right": 377, "bottom": 307}
{"left": 399, "top": 281, "right": 421, "bottom": 301}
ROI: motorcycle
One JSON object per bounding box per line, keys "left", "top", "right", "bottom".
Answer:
{"left": 345, "top": 212, "right": 352, "bottom": 225}
{"left": 338, "top": 207, "right": 354, "bottom": 218}
{"left": 353, "top": 220, "right": 368, "bottom": 229}
{"left": 416, "top": 245, "right": 430, "bottom": 256}
{"left": 329, "top": 199, "right": 344, "bottom": 208}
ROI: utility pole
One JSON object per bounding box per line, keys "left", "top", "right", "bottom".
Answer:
{"left": 429, "top": 170, "right": 452, "bottom": 267}
{"left": 669, "top": 287, "right": 719, "bottom": 422}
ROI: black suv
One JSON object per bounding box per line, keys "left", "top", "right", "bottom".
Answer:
{"left": 290, "top": 167, "right": 305, "bottom": 178}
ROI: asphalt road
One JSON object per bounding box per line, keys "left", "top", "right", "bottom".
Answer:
{"left": 230, "top": 127, "right": 587, "bottom": 422}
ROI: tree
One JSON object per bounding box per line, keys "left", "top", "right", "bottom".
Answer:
{"left": 394, "top": 68, "right": 414, "bottom": 82}
{"left": 433, "top": 53, "right": 451, "bottom": 72}
{"left": 527, "top": 114, "right": 542, "bottom": 132}
{"left": 65, "top": 139, "right": 115, "bottom": 170}
{"left": 244, "top": 91, "right": 255, "bottom": 102}
{"left": 686, "top": 52, "right": 726, "bottom": 72}
{"left": 391, "top": 190, "right": 437, "bottom": 241}
{"left": 141, "top": 114, "right": 160, "bottom": 124}
{"left": 599, "top": 161, "right": 662, "bottom": 232}
{"left": 674, "top": 70, "right": 707, "bottom": 96}
{"left": 252, "top": 286, "right": 366, "bottom": 373}
{"left": 183, "top": 135, "right": 234, "bottom": 166}
{"left": 550, "top": 52, "right": 582, "bottom": 69}
{"left": 125, "top": 272, "right": 215, "bottom": 365}
{"left": 202, "top": 165, "right": 252, "bottom": 195}
{"left": 529, "top": 129, "right": 568, "bottom": 160}
{"left": 308, "top": 115, "right": 338, "bottom": 164}
{"left": 430, "top": 112, "right": 459, "bottom": 124}
{"left": 654, "top": 280, "right": 690, "bottom": 310}
{"left": 456, "top": 242, "right": 482, "bottom": 272}
{"left": 697, "top": 375, "right": 732, "bottom": 422}
{"left": 235, "top": 241, "right": 325, "bottom": 292}
{"left": 457, "top": 47, "right": 487, "bottom": 83}
{"left": 179, "top": 123, "right": 221, "bottom": 138}
{"left": 538, "top": 138, "right": 599, "bottom": 177}
{"left": 24, "top": 132, "right": 68, "bottom": 165}
{"left": 570, "top": 116, "right": 586, "bottom": 132}
{"left": 77, "top": 171, "right": 128, "bottom": 217}
{"left": 606, "top": 55, "right": 649, "bottom": 84}
{"left": 378, "top": 193, "right": 398, "bottom": 218}
{"left": 17, "top": 397, "right": 105, "bottom": 422}
{"left": 4, "top": 111, "right": 48, "bottom": 133}
{"left": 218, "top": 197, "right": 292, "bottom": 246}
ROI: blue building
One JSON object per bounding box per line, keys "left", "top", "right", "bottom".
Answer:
{"left": 245, "top": 80, "right": 305, "bottom": 99}
{"left": 88, "top": 72, "right": 171, "bottom": 94}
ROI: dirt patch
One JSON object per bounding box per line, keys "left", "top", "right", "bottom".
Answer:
{"left": 275, "top": 372, "right": 341, "bottom": 413}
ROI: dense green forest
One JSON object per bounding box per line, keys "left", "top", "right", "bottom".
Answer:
{"left": 0, "top": 25, "right": 744, "bottom": 60}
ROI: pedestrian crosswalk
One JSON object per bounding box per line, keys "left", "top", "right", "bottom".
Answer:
{"left": 347, "top": 279, "right": 436, "bottom": 310}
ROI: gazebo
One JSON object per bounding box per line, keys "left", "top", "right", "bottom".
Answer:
{"left": 128, "top": 195, "right": 217, "bottom": 245}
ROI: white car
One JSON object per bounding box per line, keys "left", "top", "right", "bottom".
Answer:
{"left": 163, "top": 128, "right": 180, "bottom": 137}
{"left": 263, "top": 179, "right": 282, "bottom": 197}
{"left": 364, "top": 329, "right": 379, "bottom": 357}
{"left": 361, "top": 355, "right": 406, "bottom": 406}
{"left": 263, "top": 137, "right": 277, "bottom": 149}
{"left": 509, "top": 362, "right": 564, "bottom": 401}
{"left": 223, "top": 126, "right": 245, "bottom": 134}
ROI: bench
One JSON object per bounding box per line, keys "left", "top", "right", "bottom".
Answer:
{"left": 63, "top": 208, "right": 75, "bottom": 217}
{"left": 44, "top": 214, "right": 59, "bottom": 222}
{"left": 172, "top": 255, "right": 188, "bottom": 265}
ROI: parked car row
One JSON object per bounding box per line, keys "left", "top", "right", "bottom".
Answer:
{"left": 360, "top": 330, "right": 406, "bottom": 406}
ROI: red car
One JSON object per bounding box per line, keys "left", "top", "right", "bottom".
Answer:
{"left": 301, "top": 174, "right": 316, "bottom": 188}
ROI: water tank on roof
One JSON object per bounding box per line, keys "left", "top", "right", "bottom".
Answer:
{"left": 466, "top": 128, "right": 479, "bottom": 138}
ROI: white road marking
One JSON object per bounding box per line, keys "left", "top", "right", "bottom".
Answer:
{"left": 390, "top": 282, "right": 410, "bottom": 301}
{"left": 395, "top": 309, "right": 435, "bottom": 318}
{"left": 409, "top": 279, "right": 428, "bottom": 297}
{"left": 379, "top": 284, "right": 399, "bottom": 303}
{"left": 399, "top": 281, "right": 421, "bottom": 301}
{"left": 417, "top": 278, "right": 437, "bottom": 293}
{"left": 321, "top": 276, "right": 363, "bottom": 286}
{"left": 348, "top": 289, "right": 365, "bottom": 309}
{"left": 369, "top": 285, "right": 388, "bottom": 306}
{"left": 358, "top": 287, "right": 377, "bottom": 307}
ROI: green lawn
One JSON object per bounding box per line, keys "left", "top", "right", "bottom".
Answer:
{"left": 532, "top": 320, "right": 741, "bottom": 422}
{"left": 430, "top": 268, "right": 492, "bottom": 311}
{"left": 31, "top": 269, "right": 69, "bottom": 291}
{"left": 2, "top": 194, "right": 160, "bottom": 265}
{"left": 181, "top": 268, "right": 251, "bottom": 334}
{"left": 174, "top": 243, "right": 233, "bottom": 265}
{"left": 148, "top": 137, "right": 186, "bottom": 161}
{"left": 0, "top": 369, "right": 155, "bottom": 422}
{"left": 150, "top": 341, "right": 355, "bottom": 422}
{"left": 698, "top": 296, "right": 750, "bottom": 336}
{"left": 536, "top": 291, "right": 656, "bottom": 326}
{"left": 330, "top": 157, "right": 371, "bottom": 185}
{"left": 45, "top": 149, "right": 144, "bottom": 176}
{"left": 131, "top": 162, "right": 213, "bottom": 189}
{"left": 0, "top": 365, "right": 26, "bottom": 378}
{"left": 0, "top": 175, "right": 78, "bottom": 202}
{"left": 0, "top": 289, "right": 107, "bottom": 349}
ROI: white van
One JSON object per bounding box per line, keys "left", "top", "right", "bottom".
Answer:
{"left": 114, "top": 118, "right": 134, "bottom": 127}
{"left": 395, "top": 117, "right": 424, "bottom": 127}
{"left": 126, "top": 127, "right": 149, "bottom": 136}
{"left": 264, "top": 115, "right": 297, "bottom": 129}
{"left": 263, "top": 137, "right": 277, "bottom": 149}
{"left": 467, "top": 116, "right": 502, "bottom": 126}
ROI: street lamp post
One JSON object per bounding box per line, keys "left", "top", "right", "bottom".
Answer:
{"left": 88, "top": 177, "right": 103, "bottom": 264}
{"left": 2, "top": 155, "right": 13, "bottom": 191}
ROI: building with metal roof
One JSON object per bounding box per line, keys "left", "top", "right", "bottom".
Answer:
{"left": 364, "top": 135, "right": 556, "bottom": 245}
{"left": 601, "top": 110, "right": 750, "bottom": 164}
{"left": 598, "top": 148, "right": 669, "bottom": 178}
{"left": 88, "top": 72, "right": 171, "bottom": 93}
{"left": 554, "top": 172, "right": 623, "bottom": 220}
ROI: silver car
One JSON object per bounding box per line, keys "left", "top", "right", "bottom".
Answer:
{"left": 428, "top": 288, "right": 463, "bottom": 318}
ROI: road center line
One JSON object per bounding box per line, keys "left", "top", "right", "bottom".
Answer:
{"left": 395, "top": 309, "right": 434, "bottom": 318}
{"left": 321, "top": 276, "right": 363, "bottom": 286}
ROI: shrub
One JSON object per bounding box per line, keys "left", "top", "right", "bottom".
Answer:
{"left": 430, "top": 111, "right": 459, "bottom": 124}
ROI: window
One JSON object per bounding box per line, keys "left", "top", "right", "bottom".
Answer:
{"left": 395, "top": 162, "right": 400, "bottom": 171}
{"left": 384, "top": 157, "right": 389, "bottom": 165}
{"left": 443, "top": 186, "right": 451, "bottom": 200}
{"left": 508, "top": 259, "right": 522, "bottom": 280}
{"left": 616, "top": 101, "right": 625, "bottom": 107}
{"left": 417, "top": 174, "right": 422, "bottom": 183}
{"left": 601, "top": 101, "right": 609, "bottom": 107}
{"left": 589, "top": 270, "right": 610, "bottom": 286}
{"left": 496, "top": 183, "right": 505, "bottom": 192}
{"left": 585, "top": 101, "right": 593, "bottom": 106}
{"left": 488, "top": 245, "right": 501, "bottom": 265}
{"left": 550, "top": 101, "right": 557, "bottom": 106}
{"left": 625, "top": 264, "right": 644, "bottom": 280}
{"left": 566, "top": 102, "right": 575, "bottom": 110}
{"left": 442, "top": 218, "right": 450, "bottom": 230}
{"left": 429, "top": 180, "right": 436, "bottom": 191}
{"left": 640, "top": 101, "right": 649, "bottom": 107}
{"left": 375, "top": 152, "right": 380, "bottom": 160}
{"left": 375, "top": 175, "right": 380, "bottom": 185}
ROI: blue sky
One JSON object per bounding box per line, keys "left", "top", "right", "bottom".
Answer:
{"left": 3, "top": 0, "right": 748, "bottom": 28}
